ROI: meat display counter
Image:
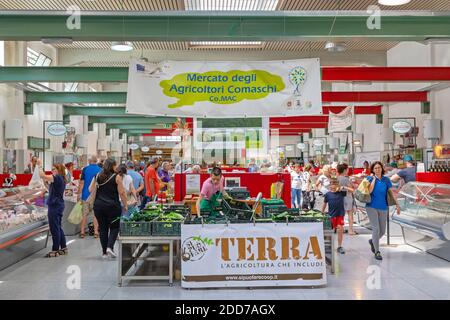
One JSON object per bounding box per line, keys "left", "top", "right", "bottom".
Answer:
{"left": 392, "top": 182, "right": 450, "bottom": 261}
{"left": 0, "top": 186, "right": 49, "bottom": 271}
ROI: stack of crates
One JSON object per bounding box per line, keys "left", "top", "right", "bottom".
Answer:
{"left": 151, "top": 218, "right": 183, "bottom": 236}
{"left": 222, "top": 198, "right": 253, "bottom": 219}
{"left": 120, "top": 221, "right": 152, "bottom": 236}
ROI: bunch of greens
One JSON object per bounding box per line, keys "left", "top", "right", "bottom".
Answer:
{"left": 156, "top": 211, "right": 184, "bottom": 222}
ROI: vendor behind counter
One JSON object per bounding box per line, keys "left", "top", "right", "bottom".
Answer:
{"left": 196, "top": 167, "right": 226, "bottom": 217}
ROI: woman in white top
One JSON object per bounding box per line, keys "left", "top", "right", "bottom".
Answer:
{"left": 290, "top": 164, "right": 302, "bottom": 208}
{"left": 117, "top": 164, "right": 137, "bottom": 213}
{"left": 301, "top": 164, "right": 316, "bottom": 210}
{"left": 315, "top": 165, "right": 332, "bottom": 195}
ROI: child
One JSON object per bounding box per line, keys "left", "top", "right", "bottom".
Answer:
{"left": 321, "top": 178, "right": 347, "bottom": 254}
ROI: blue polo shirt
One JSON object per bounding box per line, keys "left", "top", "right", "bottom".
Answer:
{"left": 80, "top": 164, "right": 101, "bottom": 201}
{"left": 366, "top": 176, "right": 392, "bottom": 211}
{"left": 127, "top": 169, "right": 144, "bottom": 190}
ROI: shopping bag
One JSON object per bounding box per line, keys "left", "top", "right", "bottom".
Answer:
{"left": 387, "top": 189, "right": 396, "bottom": 206}
{"left": 355, "top": 179, "right": 371, "bottom": 204}
{"left": 67, "top": 202, "right": 83, "bottom": 225}
{"left": 28, "top": 166, "right": 44, "bottom": 189}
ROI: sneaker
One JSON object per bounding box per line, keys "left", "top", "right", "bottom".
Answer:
{"left": 106, "top": 248, "right": 117, "bottom": 259}
{"left": 102, "top": 254, "right": 108, "bottom": 259}
{"left": 374, "top": 251, "right": 383, "bottom": 261}
{"left": 369, "top": 239, "right": 375, "bottom": 254}
{"left": 337, "top": 247, "right": 346, "bottom": 254}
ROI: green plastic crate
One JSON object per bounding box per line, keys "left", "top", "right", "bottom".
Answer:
{"left": 261, "top": 199, "right": 285, "bottom": 206}
{"left": 120, "top": 221, "right": 152, "bottom": 236}
{"left": 152, "top": 219, "right": 183, "bottom": 236}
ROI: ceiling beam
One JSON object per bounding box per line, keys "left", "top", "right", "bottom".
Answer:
{"left": 270, "top": 123, "right": 327, "bottom": 129}
{"left": 0, "top": 12, "right": 449, "bottom": 41}
{"left": 0, "top": 67, "right": 128, "bottom": 82}
{"left": 322, "top": 91, "right": 428, "bottom": 103}
{"left": 322, "top": 67, "right": 450, "bottom": 82}
{"left": 26, "top": 91, "right": 126, "bottom": 104}
{"left": 87, "top": 116, "right": 176, "bottom": 124}
{"left": 3, "top": 67, "right": 450, "bottom": 83}
{"left": 106, "top": 124, "right": 162, "bottom": 130}
{"left": 30, "top": 91, "right": 427, "bottom": 104}
{"left": 63, "top": 106, "right": 127, "bottom": 116}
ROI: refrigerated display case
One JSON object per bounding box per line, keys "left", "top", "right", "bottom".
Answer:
{"left": 0, "top": 186, "right": 49, "bottom": 271}
{"left": 392, "top": 182, "right": 450, "bottom": 261}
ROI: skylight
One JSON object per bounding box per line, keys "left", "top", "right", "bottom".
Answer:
{"left": 190, "top": 41, "right": 263, "bottom": 47}
{"left": 184, "top": 0, "right": 279, "bottom": 11}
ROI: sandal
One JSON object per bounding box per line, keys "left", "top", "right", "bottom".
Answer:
{"left": 348, "top": 231, "right": 359, "bottom": 235}
{"left": 58, "top": 248, "right": 68, "bottom": 255}
{"left": 44, "top": 251, "right": 59, "bottom": 258}
{"left": 79, "top": 233, "right": 85, "bottom": 239}
{"left": 94, "top": 234, "right": 99, "bottom": 239}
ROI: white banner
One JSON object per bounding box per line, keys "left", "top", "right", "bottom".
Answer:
{"left": 328, "top": 106, "right": 353, "bottom": 133}
{"left": 354, "top": 151, "right": 381, "bottom": 168}
{"left": 181, "top": 223, "right": 326, "bottom": 288}
{"left": 126, "top": 59, "right": 322, "bottom": 118}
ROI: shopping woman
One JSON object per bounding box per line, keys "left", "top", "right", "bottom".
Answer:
{"left": 366, "top": 161, "right": 401, "bottom": 261}
{"left": 290, "top": 164, "right": 302, "bottom": 208}
{"left": 316, "top": 164, "right": 332, "bottom": 195}
{"left": 37, "top": 160, "right": 67, "bottom": 257}
{"left": 117, "top": 164, "right": 137, "bottom": 215}
{"left": 158, "top": 161, "right": 171, "bottom": 192}
{"left": 362, "top": 161, "right": 370, "bottom": 175}
{"left": 301, "top": 164, "right": 316, "bottom": 210}
{"left": 90, "top": 158, "right": 128, "bottom": 259}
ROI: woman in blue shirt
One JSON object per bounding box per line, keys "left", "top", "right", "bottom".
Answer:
{"left": 366, "top": 161, "right": 401, "bottom": 261}
{"left": 37, "top": 160, "right": 67, "bottom": 258}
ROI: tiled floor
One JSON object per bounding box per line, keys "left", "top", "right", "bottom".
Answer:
{"left": 0, "top": 223, "right": 449, "bottom": 300}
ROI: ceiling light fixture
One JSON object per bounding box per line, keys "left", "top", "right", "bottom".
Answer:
{"left": 41, "top": 37, "right": 73, "bottom": 44}
{"left": 378, "top": 0, "right": 411, "bottom": 6}
{"left": 111, "top": 41, "right": 133, "bottom": 52}
{"left": 325, "top": 41, "right": 347, "bottom": 52}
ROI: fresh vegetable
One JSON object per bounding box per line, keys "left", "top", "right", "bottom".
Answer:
{"left": 157, "top": 211, "right": 184, "bottom": 222}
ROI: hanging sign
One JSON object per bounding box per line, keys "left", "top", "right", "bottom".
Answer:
{"left": 47, "top": 123, "right": 67, "bottom": 136}
{"left": 129, "top": 143, "right": 139, "bottom": 150}
{"left": 181, "top": 223, "right": 326, "bottom": 288}
{"left": 126, "top": 58, "right": 323, "bottom": 118}
{"left": 156, "top": 150, "right": 163, "bottom": 155}
{"left": 328, "top": 106, "right": 353, "bottom": 133}
{"left": 141, "top": 146, "right": 150, "bottom": 152}
{"left": 297, "top": 143, "right": 306, "bottom": 150}
{"left": 392, "top": 121, "right": 412, "bottom": 134}
{"left": 313, "top": 139, "right": 324, "bottom": 147}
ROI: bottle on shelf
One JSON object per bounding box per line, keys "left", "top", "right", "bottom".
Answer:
{"left": 429, "top": 163, "right": 434, "bottom": 172}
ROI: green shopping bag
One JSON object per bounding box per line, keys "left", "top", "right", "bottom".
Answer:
{"left": 68, "top": 202, "right": 83, "bottom": 225}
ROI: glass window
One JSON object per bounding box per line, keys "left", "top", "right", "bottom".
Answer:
{"left": 27, "top": 47, "right": 52, "bottom": 66}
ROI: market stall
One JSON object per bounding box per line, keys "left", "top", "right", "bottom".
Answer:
{"left": 0, "top": 186, "right": 49, "bottom": 271}
{"left": 174, "top": 172, "right": 292, "bottom": 210}
{"left": 116, "top": 195, "right": 336, "bottom": 287}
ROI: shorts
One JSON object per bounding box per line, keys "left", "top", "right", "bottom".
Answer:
{"left": 344, "top": 197, "right": 355, "bottom": 211}
{"left": 82, "top": 200, "right": 94, "bottom": 217}
{"left": 331, "top": 216, "right": 345, "bottom": 229}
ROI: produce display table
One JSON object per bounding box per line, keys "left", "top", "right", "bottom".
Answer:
{"left": 117, "top": 236, "right": 180, "bottom": 287}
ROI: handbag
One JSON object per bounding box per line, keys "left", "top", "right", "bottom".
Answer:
{"left": 86, "top": 173, "right": 116, "bottom": 204}
{"left": 126, "top": 193, "right": 138, "bottom": 207}
{"left": 386, "top": 188, "right": 397, "bottom": 206}
{"left": 85, "top": 174, "right": 98, "bottom": 204}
